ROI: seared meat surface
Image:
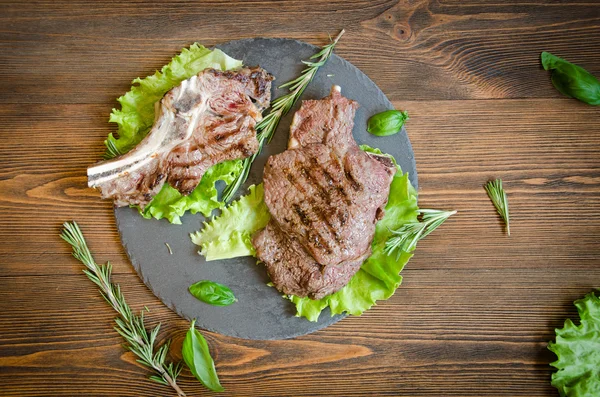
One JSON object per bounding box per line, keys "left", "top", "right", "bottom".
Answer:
{"left": 87, "top": 67, "right": 274, "bottom": 208}
{"left": 253, "top": 87, "right": 396, "bottom": 299}
{"left": 253, "top": 222, "right": 367, "bottom": 299}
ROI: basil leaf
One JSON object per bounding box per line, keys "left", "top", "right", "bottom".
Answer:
{"left": 189, "top": 280, "right": 237, "bottom": 306}
{"left": 367, "top": 110, "right": 409, "bottom": 136}
{"left": 541, "top": 52, "right": 600, "bottom": 106}
{"left": 182, "top": 319, "right": 224, "bottom": 392}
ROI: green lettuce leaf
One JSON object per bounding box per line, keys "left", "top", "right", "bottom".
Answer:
{"left": 140, "top": 159, "right": 243, "bottom": 224}
{"left": 190, "top": 184, "right": 270, "bottom": 260}
{"left": 548, "top": 291, "right": 600, "bottom": 397}
{"left": 191, "top": 147, "right": 419, "bottom": 321}
{"left": 105, "top": 44, "right": 245, "bottom": 223}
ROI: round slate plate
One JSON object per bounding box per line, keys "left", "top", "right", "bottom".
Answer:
{"left": 115, "top": 38, "right": 417, "bottom": 340}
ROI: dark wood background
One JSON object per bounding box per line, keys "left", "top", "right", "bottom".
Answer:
{"left": 1, "top": 1, "right": 599, "bottom": 396}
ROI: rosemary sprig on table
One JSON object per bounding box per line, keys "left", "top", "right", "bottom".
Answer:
{"left": 485, "top": 179, "right": 510, "bottom": 235}
{"left": 221, "top": 29, "right": 345, "bottom": 202}
{"left": 384, "top": 209, "right": 457, "bottom": 258}
{"left": 60, "top": 222, "right": 186, "bottom": 397}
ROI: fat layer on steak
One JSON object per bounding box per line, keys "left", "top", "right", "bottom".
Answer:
{"left": 87, "top": 67, "right": 274, "bottom": 208}
{"left": 253, "top": 87, "right": 396, "bottom": 299}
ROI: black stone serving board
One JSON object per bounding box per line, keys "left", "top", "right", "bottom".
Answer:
{"left": 115, "top": 38, "right": 417, "bottom": 340}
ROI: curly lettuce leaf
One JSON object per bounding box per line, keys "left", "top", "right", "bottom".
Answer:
{"left": 191, "top": 147, "right": 419, "bottom": 321}
{"left": 190, "top": 184, "right": 270, "bottom": 260}
{"left": 141, "top": 159, "right": 243, "bottom": 224}
{"left": 548, "top": 291, "right": 600, "bottom": 397}
{"left": 105, "top": 44, "right": 244, "bottom": 223}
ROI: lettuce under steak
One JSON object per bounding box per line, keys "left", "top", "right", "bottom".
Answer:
{"left": 191, "top": 147, "right": 419, "bottom": 321}
{"left": 105, "top": 44, "right": 245, "bottom": 224}
{"left": 191, "top": 184, "right": 270, "bottom": 261}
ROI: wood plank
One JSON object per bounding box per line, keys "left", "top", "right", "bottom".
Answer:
{"left": 0, "top": 274, "right": 565, "bottom": 396}
{"left": 1, "top": 1, "right": 599, "bottom": 104}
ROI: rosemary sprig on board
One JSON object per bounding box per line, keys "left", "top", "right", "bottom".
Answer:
{"left": 60, "top": 222, "right": 186, "bottom": 397}
{"left": 221, "top": 29, "right": 345, "bottom": 202}
{"left": 485, "top": 179, "right": 510, "bottom": 235}
{"left": 384, "top": 209, "right": 457, "bottom": 258}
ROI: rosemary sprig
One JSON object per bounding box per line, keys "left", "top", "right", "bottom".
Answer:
{"left": 221, "top": 29, "right": 345, "bottom": 202}
{"left": 104, "top": 138, "right": 121, "bottom": 160}
{"left": 60, "top": 222, "right": 186, "bottom": 397}
{"left": 485, "top": 179, "right": 510, "bottom": 235}
{"left": 384, "top": 209, "right": 457, "bottom": 259}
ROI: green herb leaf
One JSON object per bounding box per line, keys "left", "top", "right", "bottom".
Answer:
{"left": 182, "top": 319, "right": 224, "bottom": 392}
{"left": 60, "top": 222, "right": 186, "bottom": 396}
{"left": 384, "top": 209, "right": 456, "bottom": 258}
{"left": 485, "top": 179, "right": 510, "bottom": 236}
{"left": 367, "top": 110, "right": 409, "bottom": 136}
{"left": 548, "top": 290, "right": 600, "bottom": 397}
{"left": 189, "top": 281, "right": 237, "bottom": 306}
{"left": 541, "top": 52, "right": 600, "bottom": 106}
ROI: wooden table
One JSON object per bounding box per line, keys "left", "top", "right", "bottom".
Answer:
{"left": 1, "top": 1, "right": 599, "bottom": 396}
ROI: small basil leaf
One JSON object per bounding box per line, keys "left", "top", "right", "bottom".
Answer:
{"left": 189, "top": 280, "right": 237, "bottom": 306}
{"left": 182, "top": 319, "right": 224, "bottom": 392}
{"left": 541, "top": 52, "right": 600, "bottom": 106}
{"left": 367, "top": 110, "right": 409, "bottom": 136}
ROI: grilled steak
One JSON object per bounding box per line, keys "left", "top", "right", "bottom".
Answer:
{"left": 253, "top": 87, "right": 396, "bottom": 299}
{"left": 253, "top": 222, "right": 367, "bottom": 299}
{"left": 87, "top": 67, "right": 274, "bottom": 208}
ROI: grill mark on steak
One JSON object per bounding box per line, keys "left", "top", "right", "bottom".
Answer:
{"left": 148, "top": 173, "right": 165, "bottom": 190}
{"left": 292, "top": 204, "right": 310, "bottom": 226}
{"left": 300, "top": 163, "right": 347, "bottom": 243}
{"left": 322, "top": 154, "right": 354, "bottom": 206}
{"left": 171, "top": 153, "right": 203, "bottom": 167}
{"left": 211, "top": 68, "right": 271, "bottom": 107}
{"left": 284, "top": 170, "right": 336, "bottom": 252}
{"left": 344, "top": 168, "right": 362, "bottom": 191}
{"left": 285, "top": 164, "right": 343, "bottom": 242}
{"left": 210, "top": 127, "right": 238, "bottom": 143}
{"left": 306, "top": 156, "right": 352, "bottom": 206}
{"left": 307, "top": 230, "right": 331, "bottom": 254}
{"left": 337, "top": 209, "right": 348, "bottom": 226}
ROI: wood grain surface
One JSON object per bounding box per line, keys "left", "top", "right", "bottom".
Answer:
{"left": 1, "top": 1, "right": 599, "bottom": 396}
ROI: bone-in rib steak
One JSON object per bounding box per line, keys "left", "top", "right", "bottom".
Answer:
{"left": 87, "top": 67, "right": 274, "bottom": 208}
{"left": 253, "top": 87, "right": 396, "bottom": 299}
